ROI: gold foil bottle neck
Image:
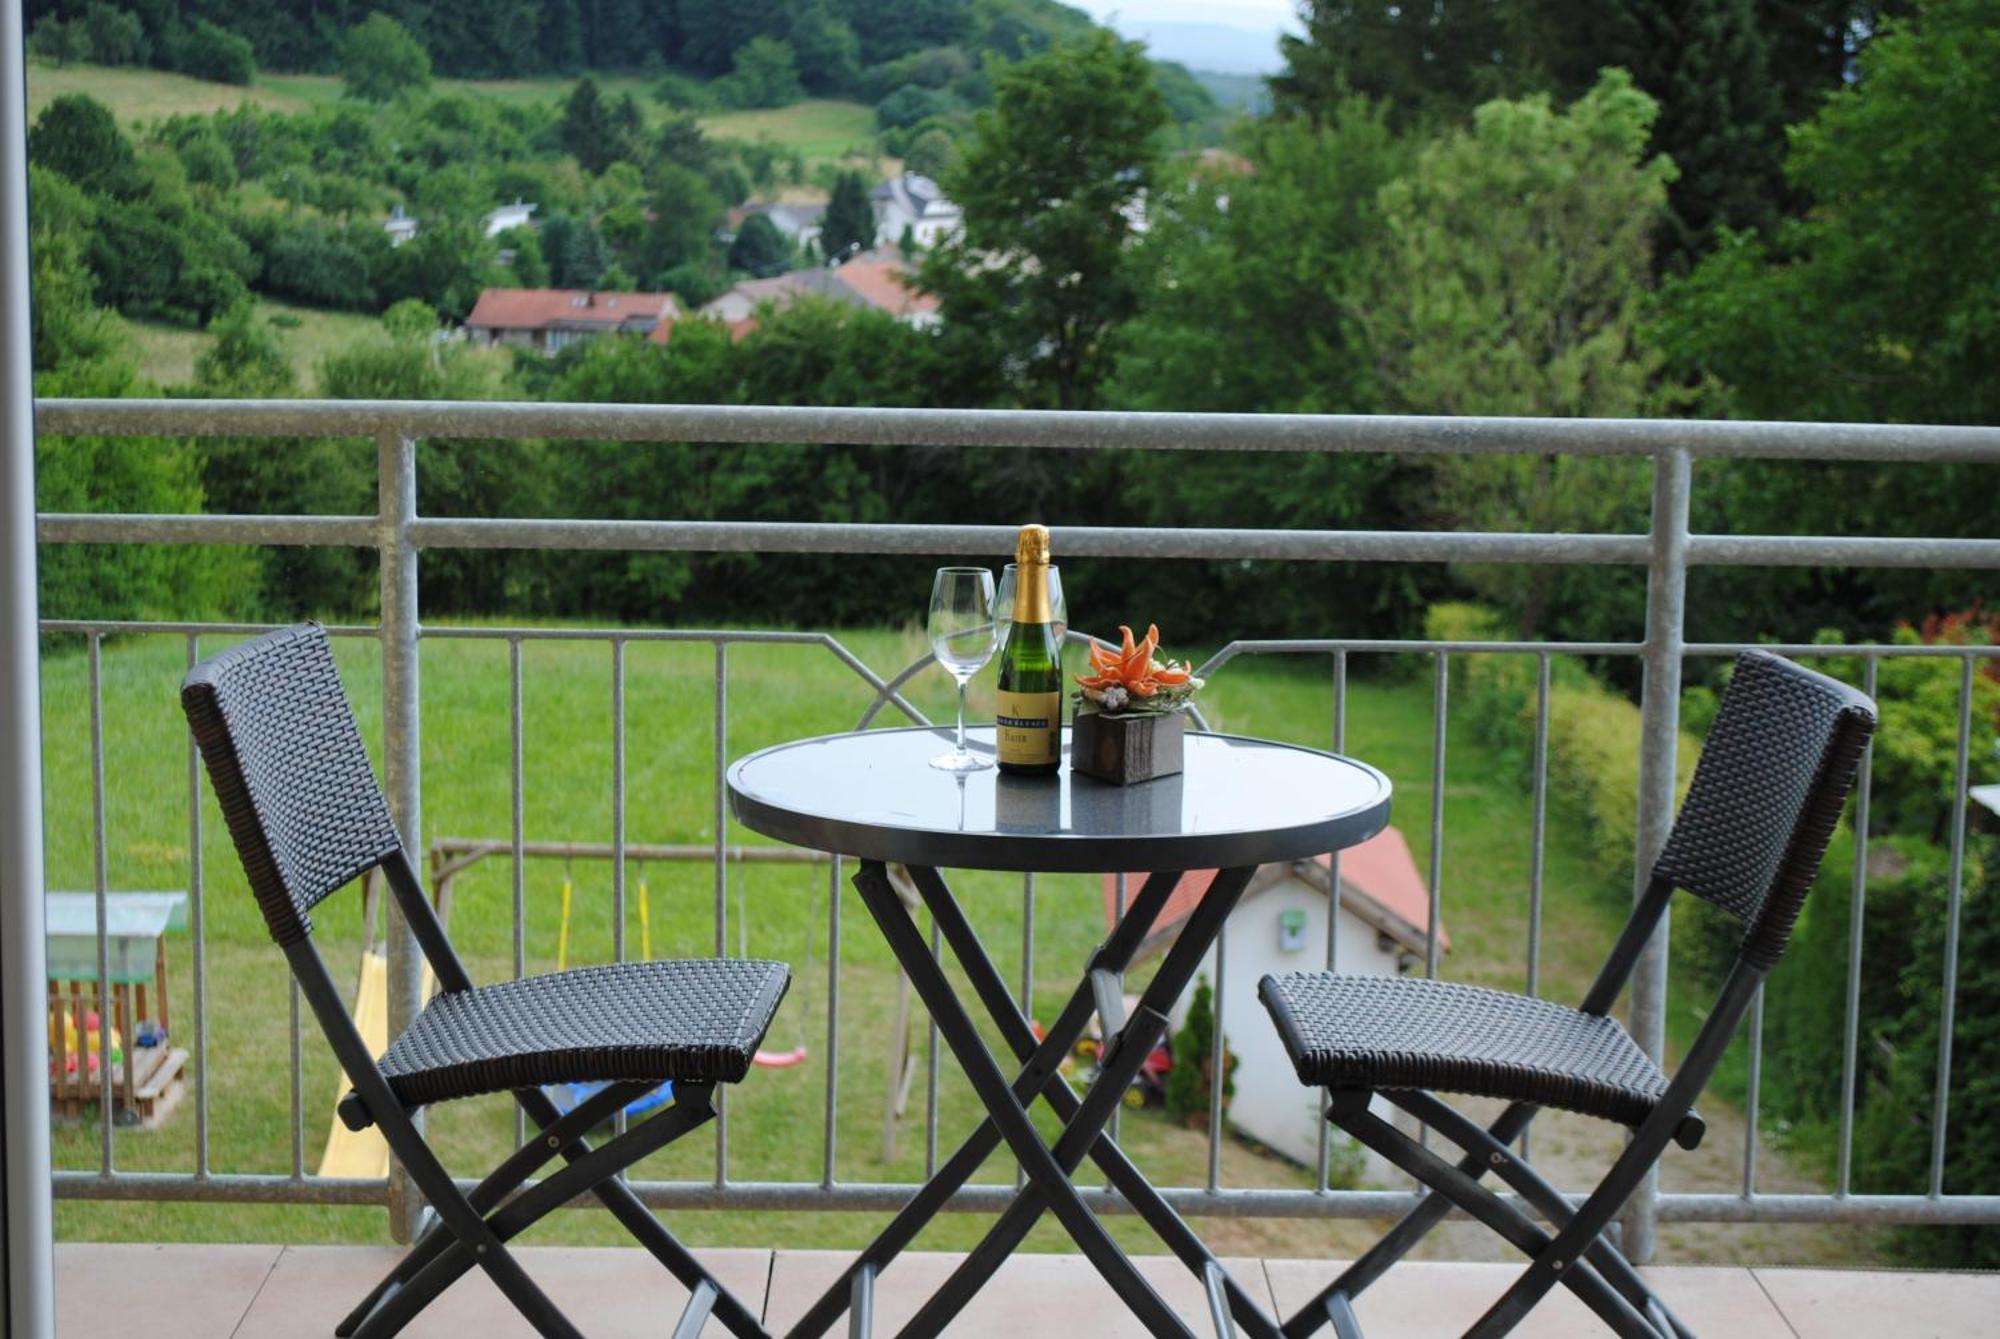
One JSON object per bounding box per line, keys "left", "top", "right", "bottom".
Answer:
{"left": 1015, "top": 523, "right": 1051, "bottom": 567}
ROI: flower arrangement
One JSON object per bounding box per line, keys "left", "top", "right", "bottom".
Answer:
{"left": 1074, "top": 624, "right": 1205, "bottom": 717}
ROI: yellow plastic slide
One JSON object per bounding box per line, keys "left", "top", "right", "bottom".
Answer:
{"left": 316, "top": 952, "right": 434, "bottom": 1180}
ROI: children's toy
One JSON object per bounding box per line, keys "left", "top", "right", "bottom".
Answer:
{"left": 44, "top": 890, "right": 188, "bottom": 1126}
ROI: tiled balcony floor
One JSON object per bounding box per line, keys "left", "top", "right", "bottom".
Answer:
{"left": 56, "top": 1242, "right": 2000, "bottom": 1337}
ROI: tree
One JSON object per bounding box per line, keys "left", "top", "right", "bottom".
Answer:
{"left": 560, "top": 77, "right": 622, "bottom": 174}
{"left": 1114, "top": 106, "right": 1406, "bottom": 416}
{"left": 193, "top": 299, "right": 295, "bottom": 397}
{"left": 341, "top": 14, "right": 433, "bottom": 104}
{"left": 1367, "top": 71, "right": 1673, "bottom": 635}
{"left": 28, "top": 95, "right": 138, "bottom": 198}
{"left": 819, "top": 170, "right": 875, "bottom": 258}
{"left": 721, "top": 36, "right": 805, "bottom": 109}
{"left": 27, "top": 168, "right": 118, "bottom": 376}
{"left": 497, "top": 226, "right": 549, "bottom": 287}
{"left": 1164, "top": 975, "right": 1235, "bottom": 1127}
{"left": 27, "top": 17, "right": 93, "bottom": 66}
{"left": 1271, "top": 0, "right": 1528, "bottom": 126}
{"left": 541, "top": 213, "right": 609, "bottom": 287}
{"left": 644, "top": 164, "right": 722, "bottom": 279}
{"left": 875, "top": 84, "right": 958, "bottom": 130}
{"left": 788, "top": 0, "right": 861, "bottom": 93}
{"left": 728, "top": 213, "right": 793, "bottom": 277}
{"left": 919, "top": 30, "right": 1168, "bottom": 409}
{"left": 1653, "top": 0, "right": 2000, "bottom": 427}
{"left": 172, "top": 19, "right": 256, "bottom": 86}
{"left": 902, "top": 127, "right": 956, "bottom": 179}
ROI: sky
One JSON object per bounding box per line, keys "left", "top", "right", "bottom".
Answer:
{"left": 1067, "top": 0, "right": 1300, "bottom": 24}
{"left": 1065, "top": 1, "right": 1304, "bottom": 74}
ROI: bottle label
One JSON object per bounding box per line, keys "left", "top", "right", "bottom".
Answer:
{"left": 995, "top": 690, "right": 1061, "bottom": 766}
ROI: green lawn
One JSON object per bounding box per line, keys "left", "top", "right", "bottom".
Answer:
{"left": 42, "top": 626, "right": 1643, "bottom": 1254}
{"left": 699, "top": 100, "right": 884, "bottom": 174}
{"left": 30, "top": 61, "right": 879, "bottom": 178}
{"left": 125, "top": 299, "right": 385, "bottom": 391}
{"left": 27, "top": 61, "right": 312, "bottom": 121}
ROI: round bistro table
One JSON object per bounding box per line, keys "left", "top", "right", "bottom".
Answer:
{"left": 727, "top": 725, "right": 1392, "bottom": 1339}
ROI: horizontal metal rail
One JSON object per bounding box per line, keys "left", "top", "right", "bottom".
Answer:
{"left": 32, "top": 397, "right": 2000, "bottom": 461}
{"left": 50, "top": 1172, "right": 2000, "bottom": 1227}
{"left": 39, "top": 512, "right": 2000, "bottom": 568}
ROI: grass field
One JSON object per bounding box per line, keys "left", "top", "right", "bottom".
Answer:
{"left": 125, "top": 299, "right": 385, "bottom": 391}
{"left": 28, "top": 61, "right": 880, "bottom": 176}
{"left": 34, "top": 621, "right": 1875, "bottom": 1266}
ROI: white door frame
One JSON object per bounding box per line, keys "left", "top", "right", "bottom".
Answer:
{"left": 1, "top": 0, "right": 56, "bottom": 1332}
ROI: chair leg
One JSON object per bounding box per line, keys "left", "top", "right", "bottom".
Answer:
{"left": 1331, "top": 1100, "right": 1664, "bottom": 1339}
{"left": 1279, "top": 1097, "right": 1542, "bottom": 1339}
{"left": 337, "top": 1081, "right": 651, "bottom": 1337}
{"left": 350, "top": 1087, "right": 720, "bottom": 1339}
{"left": 1459, "top": 1111, "right": 1691, "bottom": 1339}
{"left": 510, "top": 1085, "right": 774, "bottom": 1339}
{"left": 1388, "top": 1092, "right": 1695, "bottom": 1339}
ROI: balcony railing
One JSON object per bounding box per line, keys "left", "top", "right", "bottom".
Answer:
{"left": 30, "top": 398, "right": 2000, "bottom": 1260}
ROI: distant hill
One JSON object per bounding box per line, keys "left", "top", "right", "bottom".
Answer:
{"left": 1191, "top": 69, "right": 1270, "bottom": 113}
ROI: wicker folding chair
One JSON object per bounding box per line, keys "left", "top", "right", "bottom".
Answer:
{"left": 182, "top": 624, "right": 789, "bottom": 1339}
{"left": 1258, "top": 649, "right": 1877, "bottom": 1339}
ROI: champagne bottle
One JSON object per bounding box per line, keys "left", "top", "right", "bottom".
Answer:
{"left": 995, "top": 524, "right": 1063, "bottom": 775}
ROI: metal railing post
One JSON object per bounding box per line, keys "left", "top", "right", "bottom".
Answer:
{"left": 1, "top": 0, "right": 55, "bottom": 1323}
{"left": 378, "top": 431, "right": 424, "bottom": 1244}
{"left": 1625, "top": 447, "right": 1691, "bottom": 1261}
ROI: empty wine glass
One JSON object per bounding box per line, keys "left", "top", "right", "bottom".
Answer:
{"left": 928, "top": 566, "right": 997, "bottom": 772}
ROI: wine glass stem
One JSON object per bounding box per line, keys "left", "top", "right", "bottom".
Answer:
{"left": 956, "top": 677, "right": 969, "bottom": 756}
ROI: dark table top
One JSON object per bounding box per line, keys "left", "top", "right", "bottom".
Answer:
{"left": 726, "top": 726, "right": 1392, "bottom": 874}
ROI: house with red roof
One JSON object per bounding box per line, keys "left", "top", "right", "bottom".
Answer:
{"left": 1100, "top": 824, "right": 1445, "bottom": 1166}
{"left": 678, "top": 250, "right": 940, "bottom": 343}
{"left": 464, "top": 288, "right": 682, "bottom": 354}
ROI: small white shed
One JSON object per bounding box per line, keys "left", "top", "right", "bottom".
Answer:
{"left": 1103, "top": 825, "right": 1444, "bottom": 1167}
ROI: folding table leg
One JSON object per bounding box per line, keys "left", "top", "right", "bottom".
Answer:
{"left": 901, "top": 860, "right": 1280, "bottom": 1338}
{"left": 780, "top": 869, "right": 1194, "bottom": 1339}
{"left": 853, "top": 861, "right": 1197, "bottom": 1339}
{"left": 900, "top": 863, "right": 1273, "bottom": 1339}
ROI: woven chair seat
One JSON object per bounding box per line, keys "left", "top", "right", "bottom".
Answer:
{"left": 379, "top": 959, "right": 790, "bottom": 1109}
{"left": 1259, "top": 973, "right": 1669, "bottom": 1129}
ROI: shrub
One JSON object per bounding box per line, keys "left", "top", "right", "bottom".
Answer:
{"left": 876, "top": 84, "right": 960, "bottom": 132}
{"left": 1164, "top": 974, "right": 1236, "bottom": 1127}
{"left": 172, "top": 20, "right": 257, "bottom": 87}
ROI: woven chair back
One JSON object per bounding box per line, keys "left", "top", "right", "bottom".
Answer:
{"left": 182, "top": 623, "right": 403, "bottom": 947}
{"left": 1654, "top": 650, "right": 1877, "bottom": 970}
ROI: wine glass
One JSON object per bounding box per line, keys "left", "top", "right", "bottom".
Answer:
{"left": 928, "top": 567, "right": 997, "bottom": 772}
{"left": 993, "top": 563, "right": 1068, "bottom": 646}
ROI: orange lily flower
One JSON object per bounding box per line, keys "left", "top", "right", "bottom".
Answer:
{"left": 1077, "top": 624, "right": 1193, "bottom": 699}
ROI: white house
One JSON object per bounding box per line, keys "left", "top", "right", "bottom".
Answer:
{"left": 481, "top": 198, "right": 538, "bottom": 239}
{"left": 382, "top": 204, "right": 418, "bottom": 248}
{"left": 733, "top": 201, "right": 827, "bottom": 256}
{"left": 871, "top": 173, "right": 962, "bottom": 250}
{"left": 1103, "top": 825, "right": 1445, "bottom": 1167}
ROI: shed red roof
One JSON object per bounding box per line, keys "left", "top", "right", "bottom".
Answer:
{"left": 1100, "top": 825, "right": 1447, "bottom": 957}
{"left": 465, "top": 288, "right": 680, "bottom": 332}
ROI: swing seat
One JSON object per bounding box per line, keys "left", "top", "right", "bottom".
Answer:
{"left": 752, "top": 1045, "right": 809, "bottom": 1068}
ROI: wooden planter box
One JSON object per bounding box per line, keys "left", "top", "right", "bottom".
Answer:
{"left": 1070, "top": 709, "right": 1186, "bottom": 785}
